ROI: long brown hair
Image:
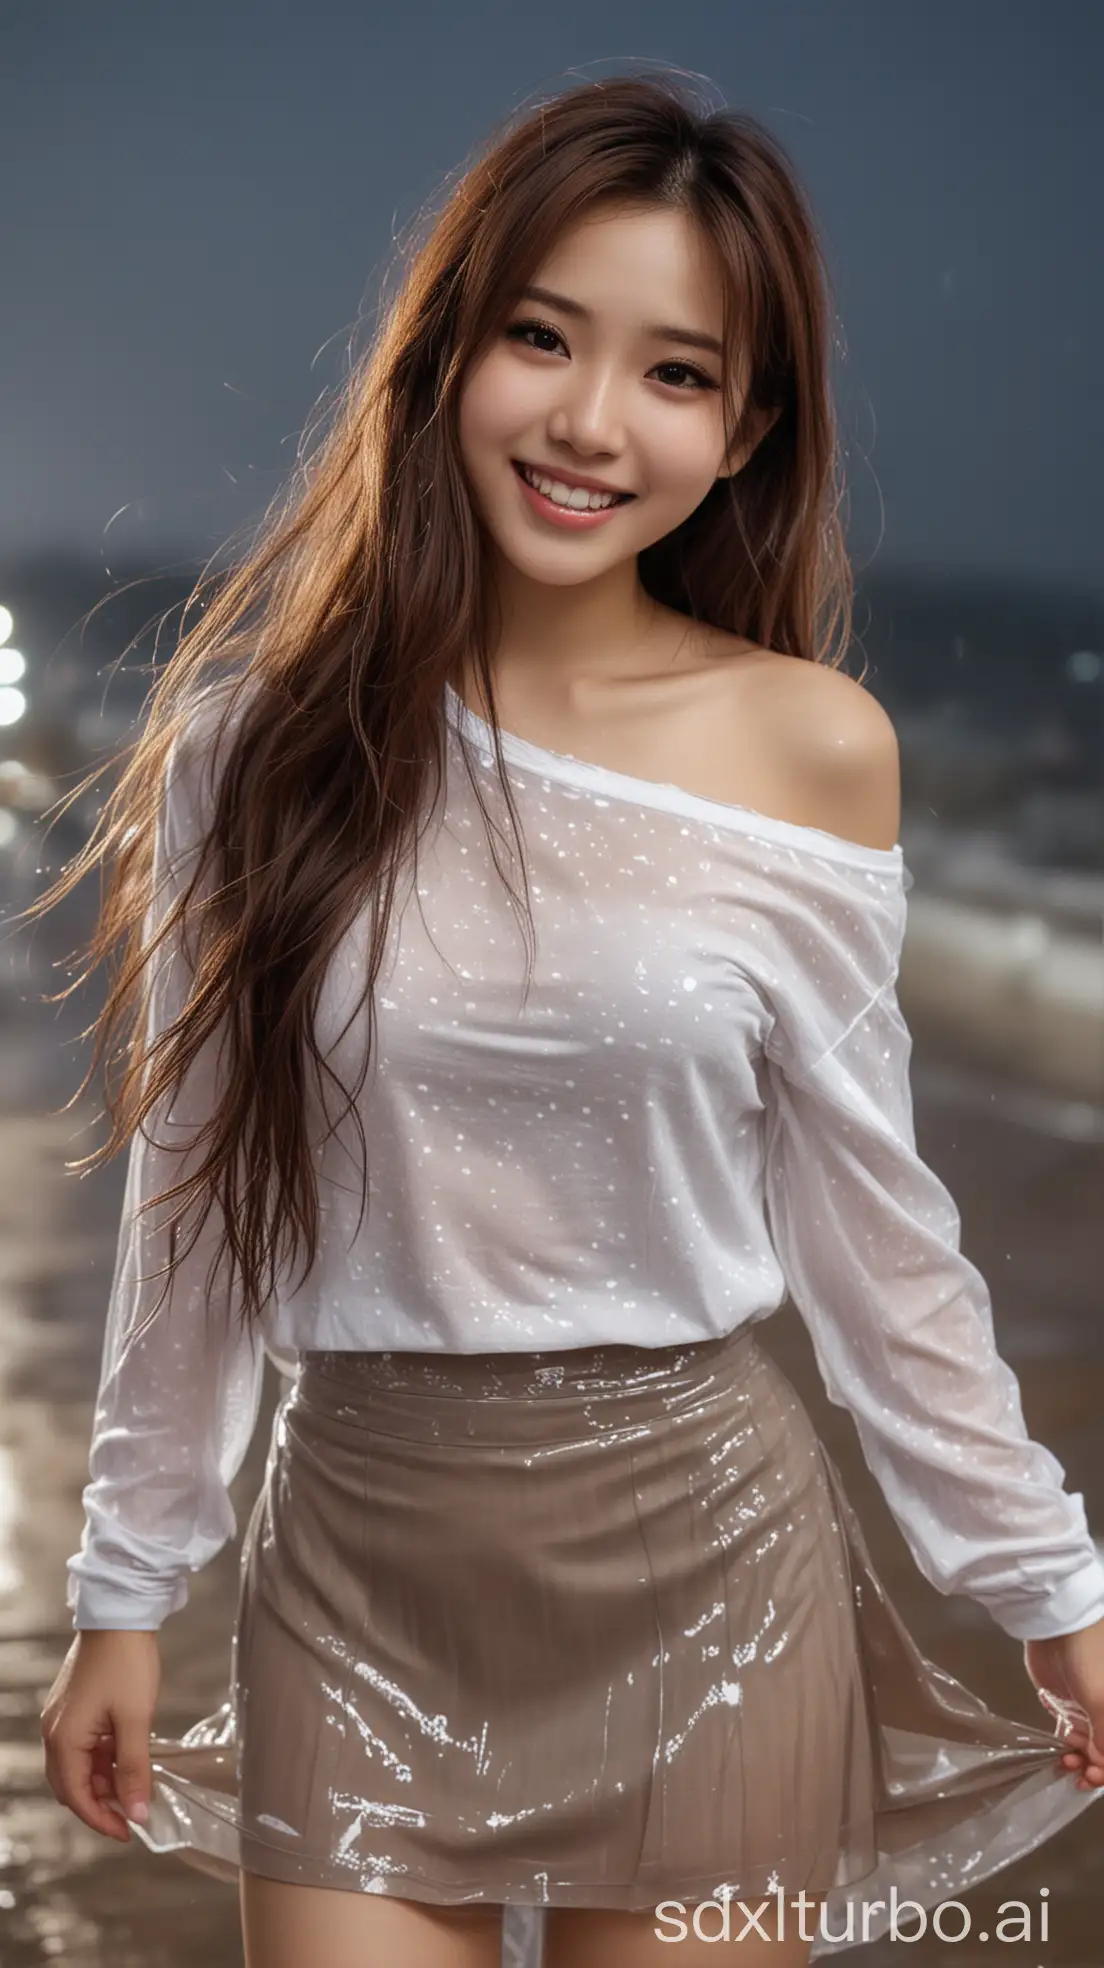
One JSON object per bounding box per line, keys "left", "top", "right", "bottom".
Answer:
{"left": 24, "top": 71, "right": 856, "bottom": 1340}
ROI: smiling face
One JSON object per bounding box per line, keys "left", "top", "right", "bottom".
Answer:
{"left": 458, "top": 202, "right": 752, "bottom": 592}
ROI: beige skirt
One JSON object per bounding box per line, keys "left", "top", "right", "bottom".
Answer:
{"left": 136, "top": 1323, "right": 1099, "bottom": 1956}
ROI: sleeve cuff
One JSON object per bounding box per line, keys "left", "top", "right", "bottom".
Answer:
{"left": 985, "top": 1552, "right": 1104, "bottom": 1641}
{"left": 66, "top": 1570, "right": 188, "bottom": 1632}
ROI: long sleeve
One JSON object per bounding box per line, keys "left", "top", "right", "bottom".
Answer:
{"left": 65, "top": 697, "right": 265, "bottom": 1631}
{"left": 757, "top": 849, "right": 1104, "bottom": 1644}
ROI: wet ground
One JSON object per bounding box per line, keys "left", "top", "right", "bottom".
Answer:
{"left": 1, "top": 921, "right": 1102, "bottom": 1965}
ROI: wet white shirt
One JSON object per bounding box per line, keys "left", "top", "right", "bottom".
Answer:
{"left": 65, "top": 679, "right": 1104, "bottom": 1642}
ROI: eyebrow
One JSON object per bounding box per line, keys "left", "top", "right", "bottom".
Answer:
{"left": 518, "top": 284, "right": 724, "bottom": 359}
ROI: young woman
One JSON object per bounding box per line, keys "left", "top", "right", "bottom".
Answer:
{"left": 37, "top": 71, "right": 1104, "bottom": 1968}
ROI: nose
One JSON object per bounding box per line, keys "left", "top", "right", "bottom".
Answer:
{"left": 546, "top": 362, "right": 626, "bottom": 461}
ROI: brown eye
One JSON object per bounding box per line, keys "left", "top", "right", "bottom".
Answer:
{"left": 505, "top": 319, "right": 566, "bottom": 355}
{"left": 651, "top": 360, "right": 716, "bottom": 393}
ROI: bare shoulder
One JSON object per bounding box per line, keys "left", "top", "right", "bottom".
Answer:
{"left": 732, "top": 649, "right": 901, "bottom": 852}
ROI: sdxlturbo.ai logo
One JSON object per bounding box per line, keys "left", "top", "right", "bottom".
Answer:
{"left": 653, "top": 1885, "right": 1051, "bottom": 1947}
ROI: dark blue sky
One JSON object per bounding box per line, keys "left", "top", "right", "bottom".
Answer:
{"left": 3, "top": 0, "right": 1100, "bottom": 592}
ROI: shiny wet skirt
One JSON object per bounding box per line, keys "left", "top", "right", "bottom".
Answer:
{"left": 136, "top": 1323, "right": 1099, "bottom": 1958}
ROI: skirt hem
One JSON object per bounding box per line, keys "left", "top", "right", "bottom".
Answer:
{"left": 131, "top": 1773, "right": 1102, "bottom": 1958}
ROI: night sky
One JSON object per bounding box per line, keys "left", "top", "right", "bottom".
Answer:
{"left": 3, "top": 0, "right": 1100, "bottom": 593}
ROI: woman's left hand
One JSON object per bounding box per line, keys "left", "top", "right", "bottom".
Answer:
{"left": 1023, "top": 1614, "right": 1104, "bottom": 1789}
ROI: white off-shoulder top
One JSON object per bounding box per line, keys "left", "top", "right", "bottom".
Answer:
{"left": 65, "top": 678, "right": 1104, "bottom": 1642}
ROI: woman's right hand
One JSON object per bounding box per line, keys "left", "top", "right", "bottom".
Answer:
{"left": 41, "top": 1629, "right": 162, "bottom": 1842}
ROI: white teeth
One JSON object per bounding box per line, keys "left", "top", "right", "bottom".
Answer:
{"left": 520, "top": 464, "right": 622, "bottom": 511}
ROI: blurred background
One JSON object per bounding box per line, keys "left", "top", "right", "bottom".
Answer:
{"left": 1, "top": 4, "right": 1101, "bottom": 1965}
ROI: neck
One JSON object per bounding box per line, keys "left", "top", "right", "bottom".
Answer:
{"left": 478, "top": 551, "right": 671, "bottom": 696}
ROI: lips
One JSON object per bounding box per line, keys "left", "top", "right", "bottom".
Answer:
{"left": 512, "top": 460, "right": 634, "bottom": 502}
